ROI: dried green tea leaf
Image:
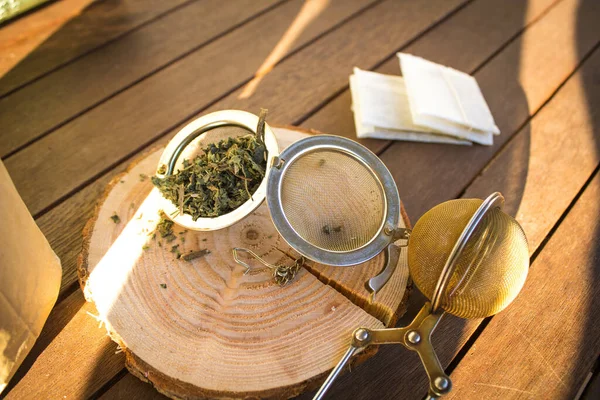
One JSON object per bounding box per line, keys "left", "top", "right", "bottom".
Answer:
{"left": 156, "top": 212, "right": 176, "bottom": 242}
{"left": 139, "top": 173, "right": 148, "bottom": 182}
{"left": 152, "top": 134, "right": 267, "bottom": 220}
{"left": 160, "top": 283, "right": 167, "bottom": 289}
{"left": 110, "top": 213, "right": 120, "bottom": 224}
{"left": 182, "top": 249, "right": 210, "bottom": 262}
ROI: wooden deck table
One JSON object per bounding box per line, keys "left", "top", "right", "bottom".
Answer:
{"left": 1, "top": 0, "right": 599, "bottom": 398}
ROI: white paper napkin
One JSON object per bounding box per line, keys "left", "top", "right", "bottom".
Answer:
{"left": 350, "top": 68, "right": 472, "bottom": 145}
{"left": 398, "top": 53, "right": 499, "bottom": 145}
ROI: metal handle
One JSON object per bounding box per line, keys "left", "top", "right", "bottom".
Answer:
{"left": 313, "top": 345, "right": 359, "bottom": 400}
{"left": 365, "top": 228, "right": 411, "bottom": 302}
{"left": 366, "top": 244, "right": 400, "bottom": 302}
{"left": 313, "top": 302, "right": 452, "bottom": 399}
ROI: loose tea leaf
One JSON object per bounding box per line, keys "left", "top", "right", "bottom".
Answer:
{"left": 182, "top": 249, "right": 211, "bottom": 262}
{"left": 322, "top": 224, "right": 342, "bottom": 235}
{"left": 139, "top": 173, "right": 148, "bottom": 182}
{"left": 170, "top": 244, "right": 181, "bottom": 259}
{"left": 110, "top": 213, "right": 120, "bottom": 224}
{"left": 160, "top": 283, "right": 167, "bottom": 289}
{"left": 152, "top": 127, "right": 267, "bottom": 220}
{"left": 156, "top": 212, "right": 177, "bottom": 242}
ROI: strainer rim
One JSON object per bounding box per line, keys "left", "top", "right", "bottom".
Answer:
{"left": 266, "top": 135, "right": 400, "bottom": 266}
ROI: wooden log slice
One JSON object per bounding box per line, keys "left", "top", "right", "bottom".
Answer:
{"left": 78, "top": 127, "right": 411, "bottom": 399}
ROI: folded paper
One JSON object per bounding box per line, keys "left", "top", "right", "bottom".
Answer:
{"left": 350, "top": 54, "right": 499, "bottom": 146}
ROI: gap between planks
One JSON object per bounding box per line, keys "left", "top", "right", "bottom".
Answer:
{"left": 0, "top": 0, "right": 200, "bottom": 99}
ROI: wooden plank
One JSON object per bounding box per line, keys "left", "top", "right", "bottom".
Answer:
{"left": 0, "top": 0, "right": 192, "bottom": 98}
{"left": 30, "top": 0, "right": 464, "bottom": 327}
{"left": 0, "top": 0, "right": 282, "bottom": 158}
{"left": 300, "top": 0, "right": 561, "bottom": 154}
{"left": 64, "top": 8, "right": 600, "bottom": 400}
{"left": 15, "top": 1, "right": 600, "bottom": 398}
{"left": 378, "top": 0, "right": 600, "bottom": 223}
{"left": 4, "top": 290, "right": 127, "bottom": 399}
{"left": 2, "top": 0, "right": 385, "bottom": 216}
{"left": 35, "top": 159, "right": 119, "bottom": 295}
{"left": 100, "top": 372, "right": 168, "bottom": 400}
{"left": 32, "top": 1, "right": 594, "bottom": 398}
{"left": 295, "top": 18, "right": 600, "bottom": 400}
{"left": 1, "top": 283, "right": 85, "bottom": 394}
{"left": 460, "top": 53, "right": 600, "bottom": 254}
{"left": 0, "top": 0, "right": 94, "bottom": 79}
{"left": 296, "top": 0, "right": 561, "bottom": 321}
{"left": 447, "top": 170, "right": 600, "bottom": 399}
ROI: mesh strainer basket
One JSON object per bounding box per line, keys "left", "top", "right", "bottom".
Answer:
{"left": 266, "top": 135, "right": 401, "bottom": 267}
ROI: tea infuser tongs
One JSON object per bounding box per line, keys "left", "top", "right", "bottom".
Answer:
{"left": 314, "top": 192, "right": 530, "bottom": 399}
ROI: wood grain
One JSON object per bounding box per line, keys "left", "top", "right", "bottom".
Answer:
{"left": 461, "top": 49, "right": 600, "bottom": 254}
{"left": 0, "top": 0, "right": 191, "bottom": 97}
{"left": 92, "top": 3, "right": 567, "bottom": 395}
{"left": 77, "top": 127, "right": 408, "bottom": 398}
{"left": 36, "top": 0, "right": 560, "bottom": 317}
{"left": 4, "top": 290, "right": 127, "bottom": 399}
{"left": 0, "top": 0, "right": 282, "bottom": 158}
{"left": 447, "top": 171, "right": 600, "bottom": 399}
{"left": 5, "top": 0, "right": 598, "bottom": 398}
{"left": 0, "top": 0, "right": 94, "bottom": 79}
{"left": 300, "top": 0, "right": 561, "bottom": 155}
{"left": 3, "top": 0, "right": 464, "bottom": 216}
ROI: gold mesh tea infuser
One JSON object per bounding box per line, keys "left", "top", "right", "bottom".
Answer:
{"left": 314, "top": 192, "right": 530, "bottom": 399}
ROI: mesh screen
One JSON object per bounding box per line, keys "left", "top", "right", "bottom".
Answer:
{"left": 280, "top": 150, "right": 385, "bottom": 252}
{"left": 408, "top": 199, "right": 529, "bottom": 319}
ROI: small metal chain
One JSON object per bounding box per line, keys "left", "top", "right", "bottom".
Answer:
{"left": 232, "top": 247, "right": 304, "bottom": 286}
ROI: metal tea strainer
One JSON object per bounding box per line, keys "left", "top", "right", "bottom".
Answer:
{"left": 265, "top": 135, "right": 410, "bottom": 294}
{"left": 155, "top": 110, "right": 279, "bottom": 231}
{"left": 314, "top": 192, "right": 530, "bottom": 399}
